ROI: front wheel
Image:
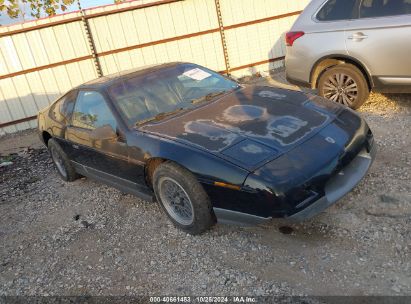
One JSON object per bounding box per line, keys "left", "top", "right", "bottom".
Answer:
{"left": 153, "top": 162, "right": 215, "bottom": 235}
{"left": 318, "top": 64, "right": 369, "bottom": 110}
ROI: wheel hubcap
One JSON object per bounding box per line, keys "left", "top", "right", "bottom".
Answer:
{"left": 158, "top": 177, "right": 194, "bottom": 226}
{"left": 323, "top": 73, "right": 358, "bottom": 106}
{"left": 51, "top": 147, "right": 67, "bottom": 178}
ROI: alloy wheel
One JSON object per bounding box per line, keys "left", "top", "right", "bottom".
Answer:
{"left": 322, "top": 73, "right": 358, "bottom": 107}
{"left": 158, "top": 177, "right": 194, "bottom": 226}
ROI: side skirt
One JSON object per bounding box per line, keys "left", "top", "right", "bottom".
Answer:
{"left": 372, "top": 76, "right": 411, "bottom": 93}
{"left": 71, "top": 161, "right": 154, "bottom": 202}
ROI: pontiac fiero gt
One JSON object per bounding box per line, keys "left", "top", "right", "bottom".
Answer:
{"left": 38, "top": 63, "right": 376, "bottom": 234}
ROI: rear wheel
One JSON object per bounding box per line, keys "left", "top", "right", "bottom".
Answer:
{"left": 153, "top": 162, "right": 215, "bottom": 235}
{"left": 318, "top": 64, "right": 369, "bottom": 110}
{"left": 48, "top": 138, "right": 79, "bottom": 182}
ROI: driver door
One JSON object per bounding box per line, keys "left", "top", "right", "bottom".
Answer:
{"left": 65, "top": 90, "right": 135, "bottom": 183}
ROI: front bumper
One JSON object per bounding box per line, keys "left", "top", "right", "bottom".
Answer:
{"left": 288, "top": 144, "right": 377, "bottom": 220}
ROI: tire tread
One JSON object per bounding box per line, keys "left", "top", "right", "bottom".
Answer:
{"left": 48, "top": 138, "right": 79, "bottom": 182}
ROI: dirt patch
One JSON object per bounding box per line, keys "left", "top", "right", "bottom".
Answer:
{"left": 0, "top": 129, "right": 44, "bottom": 156}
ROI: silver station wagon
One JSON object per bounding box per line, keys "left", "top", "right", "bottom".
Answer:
{"left": 285, "top": 0, "right": 411, "bottom": 109}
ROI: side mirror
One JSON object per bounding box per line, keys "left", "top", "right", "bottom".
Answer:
{"left": 90, "top": 125, "right": 117, "bottom": 141}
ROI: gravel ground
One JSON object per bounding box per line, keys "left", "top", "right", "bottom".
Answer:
{"left": 0, "top": 73, "right": 410, "bottom": 297}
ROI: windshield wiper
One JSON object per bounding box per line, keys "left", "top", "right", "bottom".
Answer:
{"left": 191, "top": 91, "right": 228, "bottom": 104}
{"left": 136, "top": 108, "right": 186, "bottom": 126}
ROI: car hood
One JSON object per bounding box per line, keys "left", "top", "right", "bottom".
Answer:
{"left": 140, "top": 86, "right": 342, "bottom": 169}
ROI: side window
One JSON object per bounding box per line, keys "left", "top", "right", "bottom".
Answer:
{"left": 72, "top": 91, "right": 117, "bottom": 131}
{"left": 49, "top": 91, "right": 77, "bottom": 123}
{"left": 360, "top": 0, "right": 411, "bottom": 18}
{"left": 317, "top": 0, "right": 358, "bottom": 21}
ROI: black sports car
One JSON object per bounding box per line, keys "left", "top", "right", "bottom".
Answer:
{"left": 38, "top": 62, "right": 376, "bottom": 234}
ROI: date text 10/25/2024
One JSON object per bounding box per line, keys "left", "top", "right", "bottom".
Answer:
{"left": 149, "top": 296, "right": 257, "bottom": 303}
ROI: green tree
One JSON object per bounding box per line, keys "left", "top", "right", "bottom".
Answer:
{"left": 0, "top": 0, "right": 75, "bottom": 21}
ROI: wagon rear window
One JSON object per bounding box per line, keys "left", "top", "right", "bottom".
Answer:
{"left": 360, "top": 0, "right": 411, "bottom": 18}
{"left": 317, "top": 0, "right": 357, "bottom": 21}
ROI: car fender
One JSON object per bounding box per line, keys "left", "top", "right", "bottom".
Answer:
{"left": 128, "top": 131, "right": 250, "bottom": 188}
{"left": 310, "top": 54, "right": 373, "bottom": 89}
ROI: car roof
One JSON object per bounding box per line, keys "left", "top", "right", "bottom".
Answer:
{"left": 75, "top": 61, "right": 184, "bottom": 90}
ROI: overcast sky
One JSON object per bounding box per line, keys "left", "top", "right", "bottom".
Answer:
{"left": 0, "top": 0, "right": 115, "bottom": 26}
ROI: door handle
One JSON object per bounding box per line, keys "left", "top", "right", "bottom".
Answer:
{"left": 348, "top": 32, "right": 368, "bottom": 40}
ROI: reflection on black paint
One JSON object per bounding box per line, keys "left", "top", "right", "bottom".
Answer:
{"left": 142, "top": 86, "right": 332, "bottom": 158}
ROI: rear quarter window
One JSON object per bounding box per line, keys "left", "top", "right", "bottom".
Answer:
{"left": 49, "top": 91, "right": 77, "bottom": 123}
{"left": 317, "top": 0, "right": 358, "bottom": 21}
{"left": 49, "top": 98, "right": 64, "bottom": 123}
{"left": 360, "top": 0, "right": 411, "bottom": 18}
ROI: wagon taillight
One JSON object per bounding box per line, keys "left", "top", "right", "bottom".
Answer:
{"left": 286, "top": 31, "right": 305, "bottom": 46}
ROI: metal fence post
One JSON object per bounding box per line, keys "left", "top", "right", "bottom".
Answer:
{"left": 214, "top": 0, "right": 231, "bottom": 75}
{"left": 77, "top": 0, "right": 103, "bottom": 77}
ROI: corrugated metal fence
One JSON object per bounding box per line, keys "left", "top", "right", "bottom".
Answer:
{"left": 0, "top": 0, "right": 309, "bottom": 135}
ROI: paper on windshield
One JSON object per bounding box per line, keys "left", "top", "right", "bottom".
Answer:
{"left": 183, "top": 68, "right": 211, "bottom": 81}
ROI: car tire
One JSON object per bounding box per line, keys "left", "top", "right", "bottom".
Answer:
{"left": 318, "top": 64, "right": 369, "bottom": 110}
{"left": 48, "top": 138, "right": 79, "bottom": 182}
{"left": 153, "top": 161, "right": 216, "bottom": 235}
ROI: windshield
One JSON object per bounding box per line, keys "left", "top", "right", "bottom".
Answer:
{"left": 108, "top": 63, "right": 239, "bottom": 127}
